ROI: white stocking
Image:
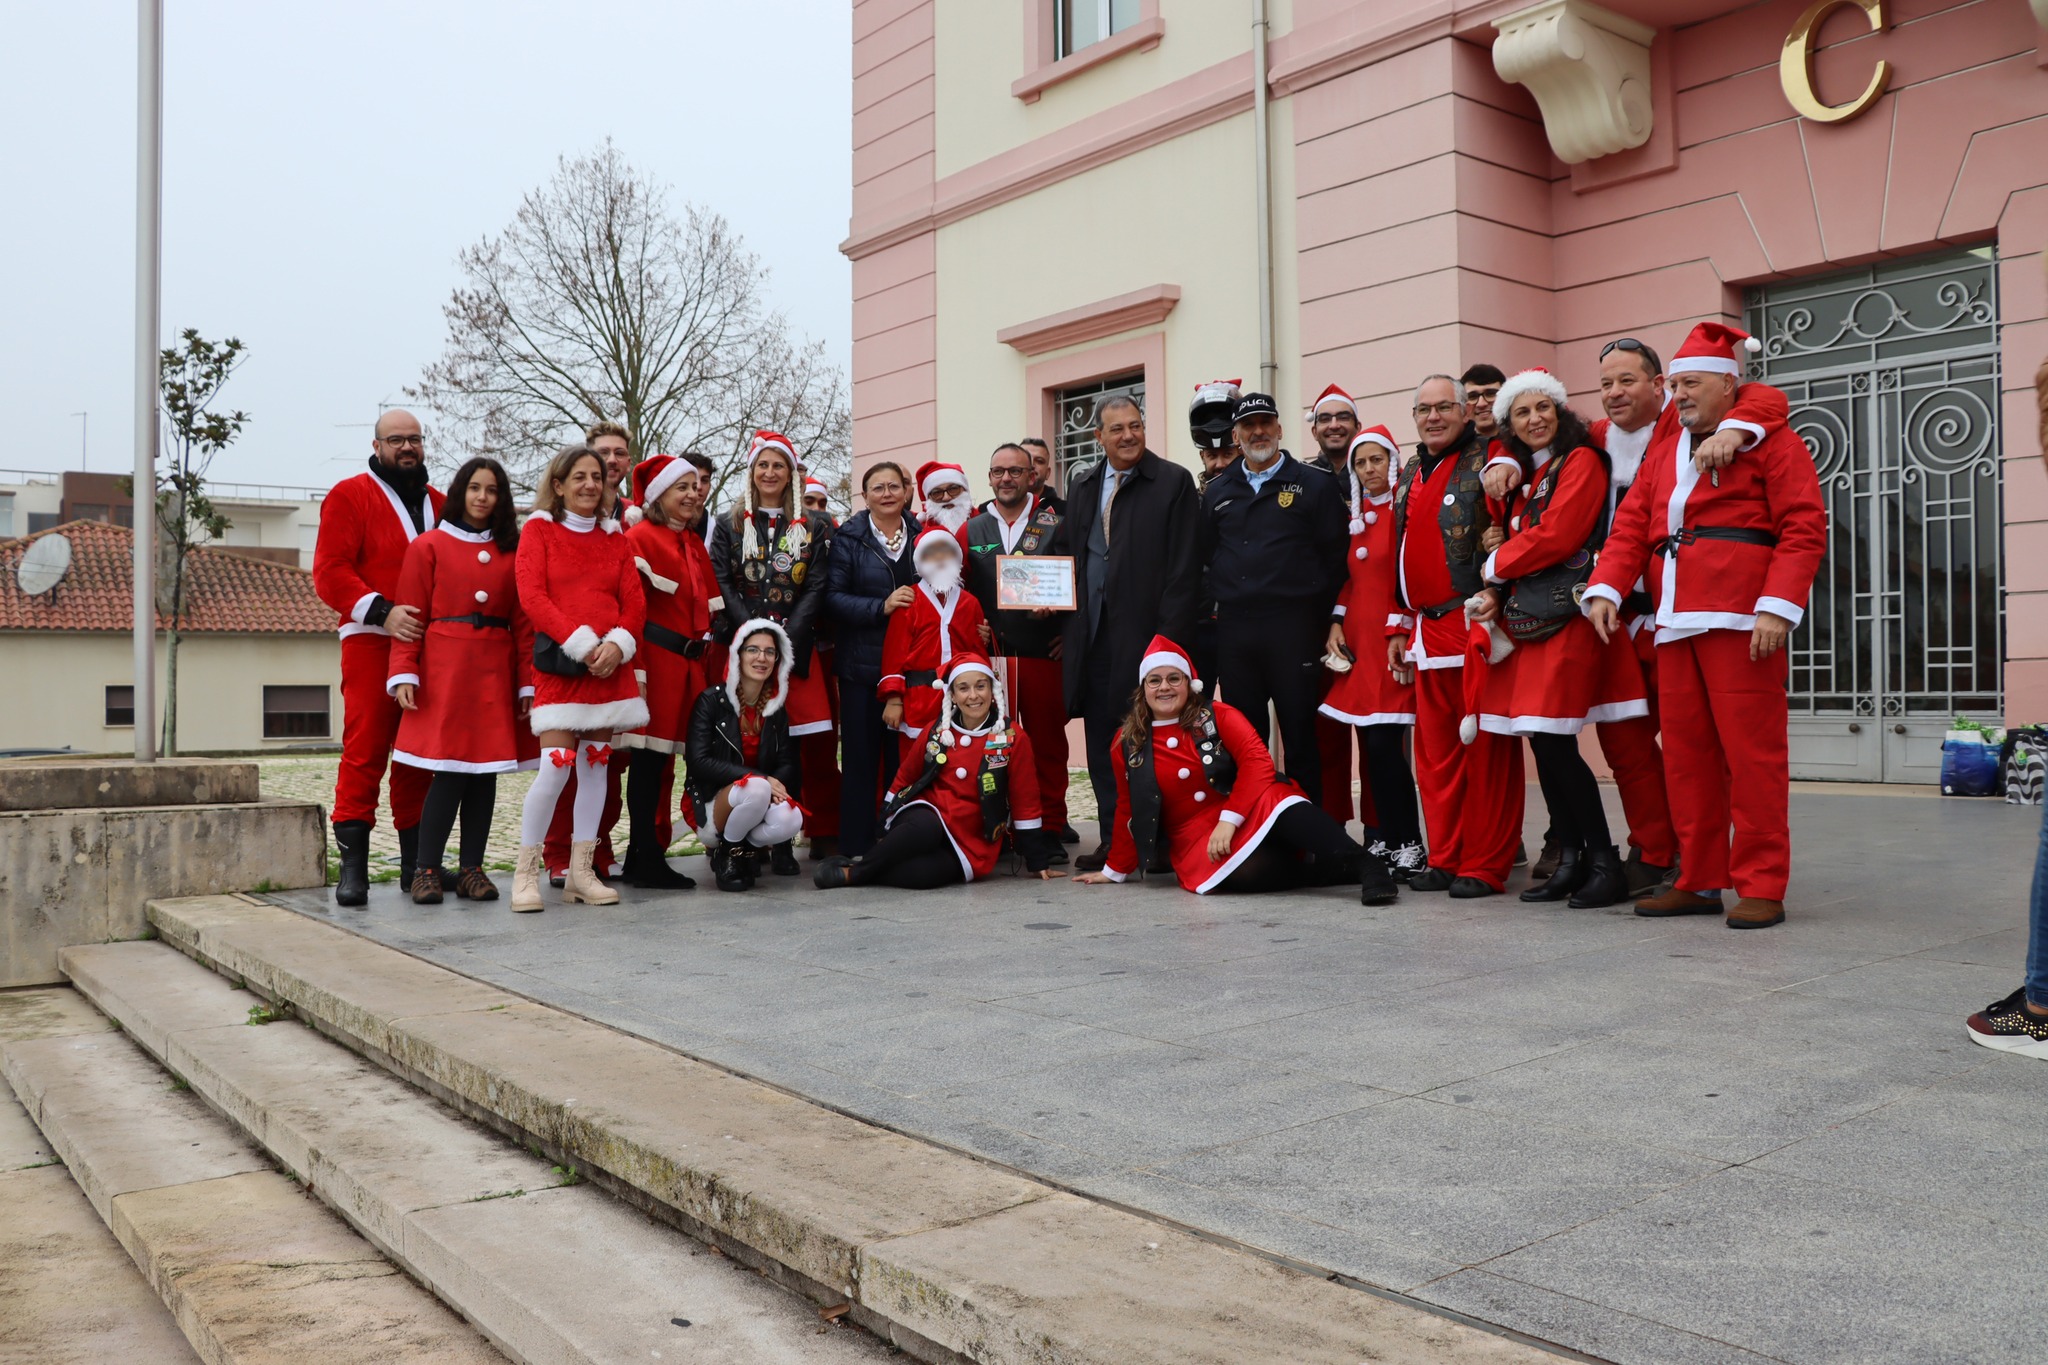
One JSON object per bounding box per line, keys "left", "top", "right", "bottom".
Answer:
{"left": 717, "top": 777, "right": 771, "bottom": 846}
{"left": 522, "top": 749, "right": 573, "bottom": 844}
{"left": 747, "top": 800, "right": 804, "bottom": 848}
{"left": 572, "top": 742, "right": 611, "bottom": 842}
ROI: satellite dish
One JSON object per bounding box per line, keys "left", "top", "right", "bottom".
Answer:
{"left": 16, "top": 533, "right": 72, "bottom": 596}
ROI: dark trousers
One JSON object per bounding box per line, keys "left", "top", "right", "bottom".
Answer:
{"left": 1081, "top": 642, "right": 1128, "bottom": 849}
{"left": 1217, "top": 801, "right": 1366, "bottom": 892}
{"left": 417, "top": 771, "right": 497, "bottom": 872}
{"left": 850, "top": 805, "right": 964, "bottom": 889}
{"left": 1216, "top": 602, "right": 1327, "bottom": 806}
{"left": 1359, "top": 723, "right": 1422, "bottom": 849}
{"left": 1529, "top": 732, "right": 1612, "bottom": 850}
{"left": 837, "top": 682, "right": 900, "bottom": 857}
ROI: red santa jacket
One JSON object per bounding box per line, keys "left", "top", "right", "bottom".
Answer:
{"left": 878, "top": 586, "right": 986, "bottom": 699}
{"left": 1587, "top": 417, "right": 1826, "bottom": 639}
{"left": 885, "top": 720, "right": 1044, "bottom": 881}
{"left": 312, "top": 468, "right": 446, "bottom": 639}
{"left": 1484, "top": 444, "right": 1607, "bottom": 586}
{"left": 514, "top": 514, "right": 647, "bottom": 663}
{"left": 384, "top": 525, "right": 535, "bottom": 696}
{"left": 1590, "top": 383, "right": 1789, "bottom": 498}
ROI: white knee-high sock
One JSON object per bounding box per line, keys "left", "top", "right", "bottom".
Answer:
{"left": 719, "top": 777, "right": 771, "bottom": 845}
{"left": 572, "top": 742, "right": 611, "bottom": 842}
{"left": 522, "top": 749, "right": 573, "bottom": 844}
{"left": 747, "top": 799, "right": 804, "bottom": 847}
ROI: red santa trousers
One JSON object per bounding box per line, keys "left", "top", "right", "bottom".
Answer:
{"left": 335, "top": 634, "right": 431, "bottom": 829}
{"left": 800, "top": 666, "right": 842, "bottom": 839}
{"left": 1657, "top": 629, "right": 1792, "bottom": 901}
{"left": 1313, "top": 713, "right": 1379, "bottom": 829}
{"left": 1006, "top": 655, "right": 1070, "bottom": 831}
{"left": 1412, "top": 665, "right": 1522, "bottom": 889}
{"left": 1596, "top": 715, "right": 1677, "bottom": 867}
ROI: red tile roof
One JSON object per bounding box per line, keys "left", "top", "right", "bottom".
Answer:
{"left": 0, "top": 521, "right": 330, "bottom": 634}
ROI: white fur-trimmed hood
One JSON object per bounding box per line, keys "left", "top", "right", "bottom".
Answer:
{"left": 726, "top": 617, "right": 795, "bottom": 718}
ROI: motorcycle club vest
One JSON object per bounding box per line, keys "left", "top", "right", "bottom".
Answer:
{"left": 1393, "top": 427, "right": 1493, "bottom": 607}
{"left": 1501, "top": 444, "right": 1613, "bottom": 641}
{"left": 886, "top": 722, "right": 1017, "bottom": 840}
{"left": 1121, "top": 706, "right": 1237, "bottom": 875}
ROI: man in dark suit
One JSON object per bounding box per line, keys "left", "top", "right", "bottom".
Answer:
{"left": 1062, "top": 395, "right": 1202, "bottom": 870}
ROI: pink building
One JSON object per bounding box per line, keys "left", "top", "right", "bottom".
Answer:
{"left": 843, "top": 0, "right": 2048, "bottom": 782}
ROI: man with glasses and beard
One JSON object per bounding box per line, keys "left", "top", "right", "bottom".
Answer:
{"left": 1304, "top": 384, "right": 1360, "bottom": 475}
{"left": 313, "top": 408, "right": 446, "bottom": 905}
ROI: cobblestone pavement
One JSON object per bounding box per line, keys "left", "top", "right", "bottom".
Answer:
{"left": 270, "top": 782, "right": 2048, "bottom": 1365}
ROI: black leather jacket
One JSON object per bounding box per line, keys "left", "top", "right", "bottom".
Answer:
{"left": 683, "top": 682, "right": 801, "bottom": 815}
{"left": 707, "top": 509, "right": 834, "bottom": 676}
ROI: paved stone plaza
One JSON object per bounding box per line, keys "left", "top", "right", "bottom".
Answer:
{"left": 270, "top": 784, "right": 2048, "bottom": 1365}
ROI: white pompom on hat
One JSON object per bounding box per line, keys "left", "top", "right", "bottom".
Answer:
{"left": 1136, "top": 634, "right": 1204, "bottom": 693}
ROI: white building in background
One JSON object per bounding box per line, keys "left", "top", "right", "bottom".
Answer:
{"left": 0, "top": 469, "right": 325, "bottom": 570}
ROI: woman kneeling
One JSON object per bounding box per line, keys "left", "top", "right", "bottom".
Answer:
{"left": 1074, "top": 636, "right": 1398, "bottom": 903}
{"left": 685, "top": 620, "right": 805, "bottom": 892}
{"left": 815, "top": 653, "right": 1056, "bottom": 889}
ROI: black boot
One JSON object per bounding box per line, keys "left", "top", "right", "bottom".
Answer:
{"left": 711, "top": 843, "right": 752, "bottom": 893}
{"left": 333, "top": 821, "right": 371, "bottom": 907}
{"left": 1358, "top": 845, "right": 1399, "bottom": 907}
{"left": 1520, "top": 843, "right": 1587, "bottom": 902}
{"left": 769, "top": 841, "right": 801, "bottom": 876}
{"left": 624, "top": 753, "right": 694, "bottom": 889}
{"left": 1568, "top": 844, "right": 1631, "bottom": 908}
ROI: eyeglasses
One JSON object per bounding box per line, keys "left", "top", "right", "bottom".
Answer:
{"left": 738, "top": 645, "right": 778, "bottom": 659}
{"left": 988, "top": 466, "right": 1030, "bottom": 479}
{"left": 1464, "top": 387, "right": 1500, "bottom": 403}
{"left": 1412, "top": 402, "right": 1464, "bottom": 417}
{"left": 380, "top": 434, "right": 425, "bottom": 447}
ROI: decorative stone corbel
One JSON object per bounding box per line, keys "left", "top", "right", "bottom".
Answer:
{"left": 1492, "top": 0, "right": 1658, "bottom": 165}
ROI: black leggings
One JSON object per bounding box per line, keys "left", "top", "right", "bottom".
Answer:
{"left": 1528, "top": 732, "right": 1612, "bottom": 850}
{"left": 417, "top": 771, "right": 497, "bottom": 872}
{"left": 1358, "top": 723, "right": 1422, "bottom": 848}
{"left": 849, "top": 805, "right": 965, "bottom": 889}
{"left": 1216, "top": 801, "right": 1364, "bottom": 893}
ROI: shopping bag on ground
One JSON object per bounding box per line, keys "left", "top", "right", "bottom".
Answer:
{"left": 2005, "top": 727, "right": 2047, "bottom": 806}
{"left": 1941, "top": 736, "right": 2001, "bottom": 796}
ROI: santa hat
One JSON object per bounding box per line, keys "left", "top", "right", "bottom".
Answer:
{"left": 1309, "top": 383, "right": 1357, "bottom": 419}
{"left": 748, "top": 430, "right": 798, "bottom": 466}
{"left": 803, "top": 474, "right": 830, "bottom": 501}
{"left": 622, "top": 454, "right": 694, "bottom": 527}
{"left": 916, "top": 460, "right": 969, "bottom": 501}
{"left": 724, "top": 617, "right": 795, "bottom": 719}
{"left": 935, "top": 651, "right": 1007, "bottom": 743}
{"left": 1667, "top": 321, "right": 1761, "bottom": 377}
{"left": 1136, "top": 634, "right": 1204, "bottom": 694}
{"left": 1457, "top": 599, "right": 1514, "bottom": 745}
{"left": 1491, "top": 368, "right": 1570, "bottom": 428}
{"left": 913, "top": 526, "right": 961, "bottom": 562}
{"left": 1344, "top": 425, "right": 1399, "bottom": 534}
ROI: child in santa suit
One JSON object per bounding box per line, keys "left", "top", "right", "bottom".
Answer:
{"left": 878, "top": 528, "right": 986, "bottom": 738}
{"left": 616, "top": 455, "right": 719, "bottom": 889}
{"left": 813, "top": 652, "right": 1056, "bottom": 888}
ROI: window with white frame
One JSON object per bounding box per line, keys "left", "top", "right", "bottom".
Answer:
{"left": 1054, "top": 372, "right": 1146, "bottom": 490}
{"left": 1057, "top": 0, "right": 1140, "bottom": 59}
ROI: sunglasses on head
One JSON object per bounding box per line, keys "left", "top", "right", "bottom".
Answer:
{"left": 1599, "top": 337, "right": 1662, "bottom": 372}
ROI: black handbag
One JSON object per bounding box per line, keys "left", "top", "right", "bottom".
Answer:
{"left": 1502, "top": 548, "right": 1595, "bottom": 643}
{"left": 532, "top": 632, "right": 588, "bottom": 677}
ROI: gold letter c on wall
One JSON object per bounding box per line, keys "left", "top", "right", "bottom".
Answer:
{"left": 1782, "top": 0, "right": 1890, "bottom": 123}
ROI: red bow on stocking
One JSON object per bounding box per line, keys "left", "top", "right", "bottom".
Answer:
{"left": 549, "top": 749, "right": 574, "bottom": 768}
{"left": 584, "top": 744, "right": 612, "bottom": 767}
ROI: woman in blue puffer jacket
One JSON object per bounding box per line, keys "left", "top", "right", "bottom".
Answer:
{"left": 823, "top": 461, "right": 923, "bottom": 855}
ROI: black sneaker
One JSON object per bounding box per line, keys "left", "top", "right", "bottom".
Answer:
{"left": 1407, "top": 866, "right": 1454, "bottom": 893}
{"left": 1386, "top": 841, "right": 1428, "bottom": 880}
{"left": 1966, "top": 988, "right": 2048, "bottom": 1060}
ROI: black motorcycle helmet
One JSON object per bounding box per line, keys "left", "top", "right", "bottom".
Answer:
{"left": 1189, "top": 378, "right": 1242, "bottom": 451}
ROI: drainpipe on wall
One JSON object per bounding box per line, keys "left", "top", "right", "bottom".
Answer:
{"left": 1252, "top": 0, "right": 1277, "bottom": 398}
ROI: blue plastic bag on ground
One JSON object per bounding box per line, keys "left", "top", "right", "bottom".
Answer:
{"left": 1941, "top": 738, "right": 2001, "bottom": 796}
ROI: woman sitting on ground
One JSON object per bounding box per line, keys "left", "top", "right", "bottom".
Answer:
{"left": 684, "top": 619, "right": 805, "bottom": 893}
{"left": 389, "top": 455, "right": 534, "bottom": 904}
{"left": 513, "top": 443, "right": 648, "bottom": 911}
{"left": 1073, "top": 635, "right": 1398, "bottom": 903}
{"left": 814, "top": 652, "right": 1055, "bottom": 889}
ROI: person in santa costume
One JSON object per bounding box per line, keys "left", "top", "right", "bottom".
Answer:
{"left": 615, "top": 455, "right": 719, "bottom": 890}
{"left": 1304, "top": 384, "right": 1371, "bottom": 829}
{"left": 917, "top": 460, "right": 976, "bottom": 539}
{"left": 511, "top": 443, "right": 650, "bottom": 911}
{"left": 801, "top": 474, "right": 835, "bottom": 521}
{"left": 814, "top": 652, "right": 1055, "bottom": 888}
{"left": 1303, "top": 382, "right": 1359, "bottom": 476}
{"left": 1462, "top": 371, "right": 1649, "bottom": 907}
{"left": 1585, "top": 322, "right": 1827, "bottom": 930}
{"left": 1387, "top": 376, "right": 1521, "bottom": 898}
{"left": 1319, "top": 426, "right": 1424, "bottom": 878}
{"left": 707, "top": 430, "right": 836, "bottom": 876}
{"left": 312, "top": 408, "right": 448, "bottom": 906}
{"left": 386, "top": 456, "right": 533, "bottom": 904}
{"left": 684, "top": 619, "right": 805, "bottom": 892}
{"left": 879, "top": 528, "right": 986, "bottom": 738}
{"left": 1072, "top": 637, "right": 1398, "bottom": 902}
{"left": 793, "top": 470, "right": 844, "bottom": 858}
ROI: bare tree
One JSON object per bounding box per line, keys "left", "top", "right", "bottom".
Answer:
{"left": 410, "top": 140, "right": 848, "bottom": 509}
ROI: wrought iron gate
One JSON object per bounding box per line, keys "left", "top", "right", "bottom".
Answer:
{"left": 1746, "top": 247, "right": 2004, "bottom": 782}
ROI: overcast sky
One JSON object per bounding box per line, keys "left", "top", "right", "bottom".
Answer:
{"left": 1, "top": 1, "right": 852, "bottom": 491}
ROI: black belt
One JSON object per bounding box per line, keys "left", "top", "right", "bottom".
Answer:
{"left": 644, "top": 621, "right": 711, "bottom": 660}
{"left": 905, "top": 668, "right": 939, "bottom": 690}
{"left": 432, "top": 613, "right": 510, "bottom": 629}
{"left": 1650, "top": 526, "right": 1778, "bottom": 558}
{"left": 1417, "top": 596, "right": 1468, "bottom": 620}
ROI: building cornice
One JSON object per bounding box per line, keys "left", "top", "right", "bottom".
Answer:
{"left": 995, "top": 284, "right": 1182, "bottom": 355}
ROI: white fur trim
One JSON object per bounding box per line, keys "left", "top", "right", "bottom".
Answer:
{"left": 385, "top": 672, "right": 420, "bottom": 696}
{"left": 350, "top": 591, "right": 380, "bottom": 624}
{"left": 1493, "top": 369, "right": 1569, "bottom": 427}
{"left": 1318, "top": 703, "right": 1415, "bottom": 725}
{"left": 603, "top": 627, "right": 637, "bottom": 662}
{"left": 1099, "top": 865, "right": 1130, "bottom": 882}
{"left": 518, "top": 686, "right": 534, "bottom": 699}
{"left": 1476, "top": 698, "right": 1649, "bottom": 738}
{"left": 1194, "top": 794, "right": 1308, "bottom": 895}
{"left": 725, "top": 617, "right": 795, "bottom": 719}
{"left": 1755, "top": 596, "right": 1804, "bottom": 628}
{"left": 1459, "top": 715, "right": 1479, "bottom": 745}
{"left": 634, "top": 557, "right": 679, "bottom": 595}
{"left": 614, "top": 731, "right": 683, "bottom": 755}
{"left": 530, "top": 696, "right": 651, "bottom": 734}
{"left": 390, "top": 747, "right": 519, "bottom": 774}
{"left": 920, "top": 465, "right": 967, "bottom": 498}
{"left": 559, "top": 624, "right": 602, "bottom": 662}
{"left": 641, "top": 459, "right": 691, "bottom": 510}
{"left": 1718, "top": 419, "right": 1765, "bottom": 450}
{"left": 1580, "top": 583, "right": 1624, "bottom": 615}
{"left": 786, "top": 717, "right": 835, "bottom": 736}
{"left": 1137, "top": 648, "right": 1194, "bottom": 685}
{"left": 1667, "top": 356, "right": 1741, "bottom": 376}
{"left": 914, "top": 526, "right": 961, "bottom": 560}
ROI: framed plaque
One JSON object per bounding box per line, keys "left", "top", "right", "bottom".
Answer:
{"left": 994, "top": 555, "right": 1077, "bottom": 611}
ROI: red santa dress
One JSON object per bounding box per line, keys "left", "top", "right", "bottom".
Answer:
{"left": 385, "top": 523, "right": 535, "bottom": 773}
{"left": 878, "top": 585, "right": 987, "bottom": 737}
{"left": 1102, "top": 701, "right": 1308, "bottom": 895}
{"left": 1320, "top": 490, "right": 1414, "bottom": 727}
{"left": 514, "top": 511, "right": 651, "bottom": 735}
{"left": 619, "top": 518, "right": 716, "bottom": 753}
{"left": 1474, "top": 445, "right": 1651, "bottom": 737}
{"left": 884, "top": 720, "right": 1045, "bottom": 881}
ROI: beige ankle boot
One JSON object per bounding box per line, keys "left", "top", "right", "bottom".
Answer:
{"left": 564, "top": 840, "right": 618, "bottom": 906}
{"left": 511, "top": 844, "right": 545, "bottom": 912}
